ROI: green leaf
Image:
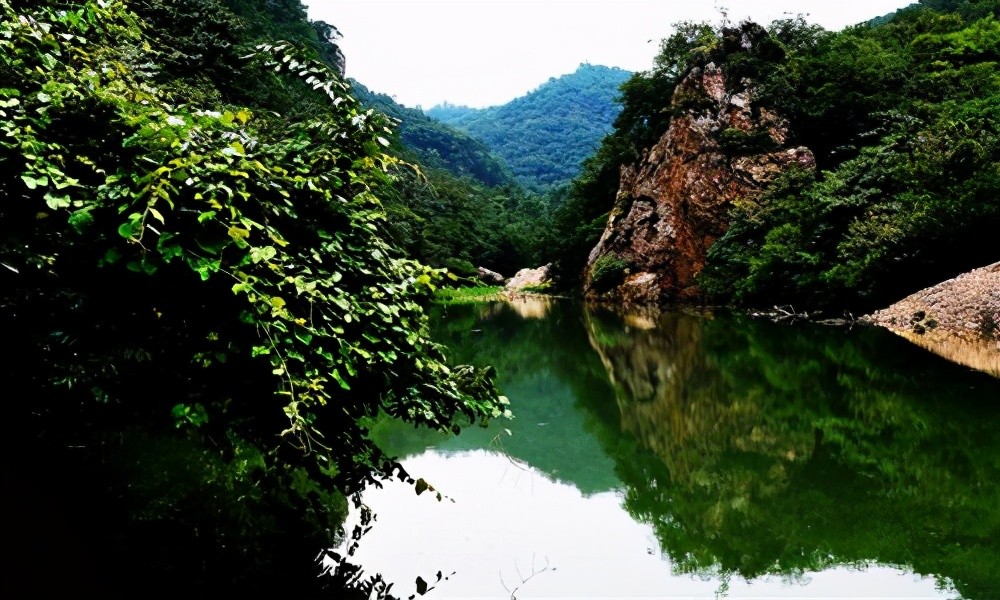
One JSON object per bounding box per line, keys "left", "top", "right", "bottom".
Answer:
{"left": 250, "top": 246, "right": 277, "bottom": 263}
{"left": 330, "top": 368, "right": 351, "bottom": 390}
{"left": 148, "top": 207, "right": 165, "bottom": 224}
{"left": 23, "top": 175, "right": 49, "bottom": 190}
{"left": 188, "top": 256, "right": 221, "bottom": 281}
{"left": 117, "top": 213, "right": 143, "bottom": 239}
{"left": 43, "top": 192, "right": 70, "bottom": 210}
{"left": 171, "top": 403, "right": 209, "bottom": 428}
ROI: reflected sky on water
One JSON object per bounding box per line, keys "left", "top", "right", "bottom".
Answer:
{"left": 347, "top": 300, "right": 998, "bottom": 599}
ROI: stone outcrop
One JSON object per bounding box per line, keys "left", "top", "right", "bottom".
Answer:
{"left": 312, "top": 21, "right": 346, "bottom": 76}
{"left": 477, "top": 266, "right": 505, "bottom": 286}
{"left": 505, "top": 264, "right": 552, "bottom": 292}
{"left": 584, "top": 63, "right": 814, "bottom": 305}
{"left": 864, "top": 262, "right": 1000, "bottom": 377}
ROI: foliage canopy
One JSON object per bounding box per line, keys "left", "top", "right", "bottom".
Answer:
{"left": 1, "top": 0, "right": 505, "bottom": 592}
{"left": 551, "top": 0, "right": 1000, "bottom": 308}
{"left": 427, "top": 64, "right": 632, "bottom": 192}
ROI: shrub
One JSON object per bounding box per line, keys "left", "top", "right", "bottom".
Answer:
{"left": 590, "top": 253, "right": 629, "bottom": 291}
{"left": 442, "top": 257, "right": 477, "bottom": 278}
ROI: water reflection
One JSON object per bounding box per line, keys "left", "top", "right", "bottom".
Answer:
{"left": 504, "top": 293, "right": 555, "bottom": 319}
{"left": 589, "top": 306, "right": 1000, "bottom": 598}
{"left": 352, "top": 450, "right": 953, "bottom": 599}
{"left": 358, "top": 301, "right": 999, "bottom": 599}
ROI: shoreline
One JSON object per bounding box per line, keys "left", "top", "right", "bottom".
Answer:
{"left": 863, "top": 262, "right": 1000, "bottom": 378}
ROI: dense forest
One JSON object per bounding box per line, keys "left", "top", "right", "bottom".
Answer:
{"left": 349, "top": 84, "right": 552, "bottom": 278}
{"left": 355, "top": 63, "right": 633, "bottom": 280}
{"left": 427, "top": 64, "right": 632, "bottom": 191}
{"left": 350, "top": 81, "right": 514, "bottom": 188}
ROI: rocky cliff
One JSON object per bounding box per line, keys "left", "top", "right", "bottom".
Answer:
{"left": 583, "top": 63, "right": 814, "bottom": 304}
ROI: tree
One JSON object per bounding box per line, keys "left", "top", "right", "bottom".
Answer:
{"left": 1, "top": 0, "right": 505, "bottom": 592}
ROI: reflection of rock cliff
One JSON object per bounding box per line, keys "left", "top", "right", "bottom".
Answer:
{"left": 584, "top": 308, "right": 1000, "bottom": 598}
{"left": 583, "top": 308, "right": 813, "bottom": 491}
{"left": 584, "top": 63, "right": 814, "bottom": 304}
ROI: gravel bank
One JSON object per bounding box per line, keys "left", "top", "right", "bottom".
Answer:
{"left": 864, "top": 262, "right": 1000, "bottom": 377}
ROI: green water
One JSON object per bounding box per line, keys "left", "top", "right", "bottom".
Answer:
{"left": 357, "top": 299, "right": 1000, "bottom": 599}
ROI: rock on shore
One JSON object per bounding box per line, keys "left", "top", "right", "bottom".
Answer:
{"left": 505, "top": 264, "right": 552, "bottom": 292}
{"left": 865, "top": 262, "right": 999, "bottom": 377}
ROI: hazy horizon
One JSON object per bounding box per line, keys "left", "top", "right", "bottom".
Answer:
{"left": 304, "top": 0, "right": 916, "bottom": 109}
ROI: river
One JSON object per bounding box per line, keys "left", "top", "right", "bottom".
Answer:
{"left": 345, "top": 298, "right": 1000, "bottom": 599}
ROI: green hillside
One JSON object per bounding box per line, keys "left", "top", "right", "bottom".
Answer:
{"left": 351, "top": 80, "right": 515, "bottom": 187}
{"left": 347, "top": 83, "right": 549, "bottom": 277}
{"left": 427, "top": 64, "right": 632, "bottom": 191}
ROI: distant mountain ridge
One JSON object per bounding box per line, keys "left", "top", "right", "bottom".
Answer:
{"left": 347, "top": 81, "right": 548, "bottom": 278}
{"left": 350, "top": 80, "right": 514, "bottom": 187}
{"left": 427, "top": 64, "right": 632, "bottom": 191}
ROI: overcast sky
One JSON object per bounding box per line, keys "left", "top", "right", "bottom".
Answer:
{"left": 303, "top": 0, "right": 916, "bottom": 109}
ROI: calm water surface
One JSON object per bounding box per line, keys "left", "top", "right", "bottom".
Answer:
{"left": 349, "top": 299, "right": 1000, "bottom": 599}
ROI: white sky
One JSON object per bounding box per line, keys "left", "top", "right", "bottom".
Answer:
{"left": 303, "top": 0, "right": 916, "bottom": 109}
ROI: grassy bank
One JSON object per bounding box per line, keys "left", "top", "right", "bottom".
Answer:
{"left": 435, "top": 285, "right": 506, "bottom": 304}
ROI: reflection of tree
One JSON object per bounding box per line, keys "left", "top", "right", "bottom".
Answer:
{"left": 585, "top": 308, "right": 1000, "bottom": 599}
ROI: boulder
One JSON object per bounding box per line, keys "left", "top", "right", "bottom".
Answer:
{"left": 477, "top": 266, "right": 505, "bottom": 286}
{"left": 505, "top": 264, "right": 552, "bottom": 292}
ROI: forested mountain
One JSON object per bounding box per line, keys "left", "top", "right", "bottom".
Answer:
{"left": 351, "top": 81, "right": 515, "bottom": 187}
{"left": 1, "top": 0, "right": 505, "bottom": 594}
{"left": 554, "top": 0, "right": 1000, "bottom": 312}
{"left": 347, "top": 83, "right": 549, "bottom": 277}
{"left": 380, "top": 167, "right": 551, "bottom": 278}
{"left": 427, "top": 64, "right": 632, "bottom": 191}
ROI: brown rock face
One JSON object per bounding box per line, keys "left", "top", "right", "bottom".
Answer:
{"left": 584, "top": 63, "right": 814, "bottom": 304}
